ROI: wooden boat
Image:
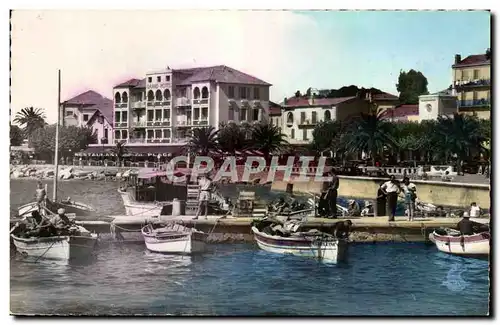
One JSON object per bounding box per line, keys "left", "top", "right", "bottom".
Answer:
{"left": 429, "top": 228, "right": 490, "bottom": 257}
{"left": 11, "top": 224, "right": 98, "bottom": 261}
{"left": 141, "top": 223, "right": 208, "bottom": 254}
{"left": 17, "top": 198, "right": 96, "bottom": 218}
{"left": 251, "top": 219, "right": 348, "bottom": 264}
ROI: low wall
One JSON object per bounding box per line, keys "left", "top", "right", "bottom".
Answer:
{"left": 271, "top": 175, "right": 490, "bottom": 208}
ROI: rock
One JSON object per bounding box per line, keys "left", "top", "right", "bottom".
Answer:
{"left": 12, "top": 171, "right": 24, "bottom": 178}
{"left": 116, "top": 172, "right": 122, "bottom": 179}
{"left": 44, "top": 170, "right": 54, "bottom": 177}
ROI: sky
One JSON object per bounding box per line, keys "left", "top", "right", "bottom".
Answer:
{"left": 10, "top": 10, "right": 491, "bottom": 124}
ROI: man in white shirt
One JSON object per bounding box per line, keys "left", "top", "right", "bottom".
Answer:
{"left": 470, "top": 202, "right": 481, "bottom": 218}
{"left": 401, "top": 177, "right": 417, "bottom": 221}
{"left": 193, "top": 174, "right": 212, "bottom": 220}
{"left": 380, "top": 175, "right": 400, "bottom": 221}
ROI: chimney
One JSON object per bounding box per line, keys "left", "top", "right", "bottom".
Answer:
{"left": 283, "top": 97, "right": 287, "bottom": 106}
{"left": 455, "top": 54, "right": 461, "bottom": 64}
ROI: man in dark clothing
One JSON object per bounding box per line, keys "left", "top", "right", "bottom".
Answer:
{"left": 375, "top": 182, "right": 387, "bottom": 217}
{"left": 457, "top": 212, "right": 474, "bottom": 235}
{"left": 326, "top": 170, "right": 339, "bottom": 219}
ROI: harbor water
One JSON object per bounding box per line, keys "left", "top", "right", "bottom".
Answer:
{"left": 9, "top": 179, "right": 489, "bottom": 316}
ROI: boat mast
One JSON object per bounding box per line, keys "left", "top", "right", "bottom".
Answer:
{"left": 53, "top": 69, "right": 61, "bottom": 201}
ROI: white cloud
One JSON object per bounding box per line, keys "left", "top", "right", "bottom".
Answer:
{"left": 11, "top": 10, "right": 324, "bottom": 123}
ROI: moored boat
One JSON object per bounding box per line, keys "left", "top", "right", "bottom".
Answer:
{"left": 251, "top": 218, "right": 349, "bottom": 264}
{"left": 429, "top": 228, "right": 490, "bottom": 258}
{"left": 141, "top": 223, "right": 208, "bottom": 254}
{"left": 18, "top": 198, "right": 96, "bottom": 218}
{"left": 11, "top": 224, "right": 98, "bottom": 261}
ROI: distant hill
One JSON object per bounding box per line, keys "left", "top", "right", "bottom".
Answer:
{"left": 295, "top": 85, "right": 385, "bottom": 99}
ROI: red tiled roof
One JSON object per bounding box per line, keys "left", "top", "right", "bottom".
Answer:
{"left": 453, "top": 54, "right": 491, "bottom": 68}
{"left": 114, "top": 78, "right": 143, "bottom": 88}
{"left": 268, "top": 101, "right": 282, "bottom": 116}
{"left": 383, "top": 104, "right": 419, "bottom": 118}
{"left": 64, "top": 90, "right": 108, "bottom": 105}
{"left": 175, "top": 65, "right": 271, "bottom": 86}
{"left": 283, "top": 96, "right": 356, "bottom": 108}
{"left": 372, "top": 92, "right": 399, "bottom": 101}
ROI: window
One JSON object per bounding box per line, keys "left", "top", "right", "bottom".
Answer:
{"left": 122, "top": 92, "right": 128, "bottom": 103}
{"left": 147, "top": 110, "right": 154, "bottom": 121}
{"left": 147, "top": 130, "right": 154, "bottom": 139}
{"left": 291, "top": 128, "right": 295, "bottom": 139}
{"left": 201, "top": 107, "right": 208, "bottom": 120}
{"left": 202, "top": 87, "right": 209, "bottom": 99}
{"left": 302, "top": 129, "right": 307, "bottom": 141}
{"left": 311, "top": 111, "right": 317, "bottom": 124}
{"left": 163, "top": 129, "right": 171, "bottom": 138}
{"left": 193, "top": 87, "right": 201, "bottom": 99}
{"left": 155, "top": 130, "right": 162, "bottom": 138}
{"left": 287, "top": 112, "right": 293, "bottom": 124}
{"left": 324, "top": 110, "right": 331, "bottom": 121}
{"left": 163, "top": 109, "right": 170, "bottom": 120}
{"left": 253, "top": 108, "right": 259, "bottom": 121}
{"left": 155, "top": 89, "right": 162, "bottom": 101}
{"left": 104, "top": 129, "right": 108, "bottom": 140}
{"left": 115, "top": 130, "right": 121, "bottom": 139}
{"left": 240, "top": 87, "right": 247, "bottom": 99}
{"left": 147, "top": 90, "right": 154, "bottom": 101}
{"left": 148, "top": 77, "right": 152, "bottom": 83}
{"left": 157, "top": 76, "right": 161, "bottom": 82}
{"left": 194, "top": 107, "right": 200, "bottom": 120}
{"left": 163, "top": 89, "right": 171, "bottom": 100}
{"left": 228, "top": 86, "right": 235, "bottom": 98}
{"left": 115, "top": 92, "right": 121, "bottom": 103}
{"left": 240, "top": 109, "right": 247, "bottom": 121}
{"left": 121, "top": 130, "right": 128, "bottom": 139}
{"left": 228, "top": 107, "right": 234, "bottom": 120}
{"left": 179, "top": 88, "right": 187, "bottom": 97}
{"left": 253, "top": 87, "right": 260, "bottom": 100}
{"left": 115, "top": 112, "right": 120, "bottom": 123}
{"left": 122, "top": 111, "right": 128, "bottom": 122}
{"left": 300, "top": 112, "right": 306, "bottom": 123}
{"left": 66, "top": 110, "right": 73, "bottom": 116}
{"left": 246, "top": 88, "right": 251, "bottom": 99}
{"left": 166, "top": 75, "right": 170, "bottom": 82}
{"left": 462, "top": 70, "right": 469, "bottom": 80}
{"left": 155, "top": 109, "right": 162, "bottom": 121}
{"left": 83, "top": 114, "right": 89, "bottom": 122}
{"left": 473, "top": 69, "right": 480, "bottom": 80}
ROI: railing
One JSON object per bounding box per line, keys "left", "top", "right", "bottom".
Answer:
{"left": 114, "top": 122, "right": 128, "bottom": 128}
{"left": 131, "top": 120, "right": 147, "bottom": 127}
{"left": 192, "top": 119, "right": 208, "bottom": 126}
{"left": 454, "top": 79, "right": 491, "bottom": 87}
{"left": 176, "top": 120, "right": 192, "bottom": 126}
{"left": 132, "top": 102, "right": 146, "bottom": 109}
{"left": 200, "top": 99, "right": 209, "bottom": 104}
{"left": 175, "top": 97, "right": 191, "bottom": 106}
{"left": 458, "top": 99, "right": 491, "bottom": 107}
{"left": 128, "top": 138, "right": 146, "bottom": 144}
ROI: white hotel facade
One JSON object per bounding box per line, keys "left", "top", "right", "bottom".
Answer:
{"left": 112, "top": 65, "right": 271, "bottom": 146}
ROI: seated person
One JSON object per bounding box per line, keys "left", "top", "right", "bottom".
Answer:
{"left": 347, "top": 200, "right": 361, "bottom": 217}
{"left": 49, "top": 208, "right": 71, "bottom": 232}
{"left": 361, "top": 201, "right": 374, "bottom": 217}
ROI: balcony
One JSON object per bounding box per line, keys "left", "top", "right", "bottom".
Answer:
{"left": 129, "top": 138, "right": 146, "bottom": 144}
{"left": 114, "top": 122, "right": 128, "bottom": 128}
{"left": 132, "top": 102, "right": 146, "bottom": 109}
{"left": 454, "top": 79, "right": 491, "bottom": 89}
{"left": 458, "top": 99, "right": 491, "bottom": 108}
{"left": 298, "top": 119, "right": 317, "bottom": 127}
{"left": 176, "top": 119, "right": 192, "bottom": 127}
{"left": 115, "top": 103, "right": 128, "bottom": 109}
{"left": 175, "top": 97, "right": 191, "bottom": 107}
{"left": 131, "top": 120, "right": 147, "bottom": 128}
{"left": 200, "top": 98, "right": 209, "bottom": 105}
{"left": 162, "top": 100, "right": 171, "bottom": 106}
{"left": 193, "top": 99, "right": 200, "bottom": 105}
{"left": 192, "top": 119, "right": 208, "bottom": 126}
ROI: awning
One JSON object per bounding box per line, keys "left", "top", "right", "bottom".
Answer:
{"left": 75, "top": 145, "right": 183, "bottom": 157}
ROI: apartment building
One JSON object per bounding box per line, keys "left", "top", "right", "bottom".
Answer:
{"left": 112, "top": 65, "right": 271, "bottom": 145}
{"left": 452, "top": 49, "right": 491, "bottom": 119}
{"left": 61, "top": 90, "right": 113, "bottom": 144}
{"left": 418, "top": 89, "right": 458, "bottom": 122}
{"left": 268, "top": 101, "right": 283, "bottom": 129}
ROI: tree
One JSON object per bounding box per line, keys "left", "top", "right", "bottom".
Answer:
{"left": 396, "top": 70, "right": 429, "bottom": 104}
{"left": 111, "top": 141, "right": 128, "bottom": 167}
{"left": 187, "top": 126, "right": 219, "bottom": 156}
{"left": 342, "top": 108, "right": 395, "bottom": 165}
{"left": 311, "top": 120, "right": 343, "bottom": 154}
{"left": 250, "top": 122, "right": 288, "bottom": 159}
{"left": 294, "top": 90, "right": 302, "bottom": 98}
{"left": 30, "top": 125, "right": 97, "bottom": 162}
{"left": 217, "top": 122, "right": 248, "bottom": 154}
{"left": 434, "top": 113, "right": 487, "bottom": 171}
{"left": 10, "top": 125, "right": 24, "bottom": 146}
{"left": 13, "top": 107, "right": 47, "bottom": 140}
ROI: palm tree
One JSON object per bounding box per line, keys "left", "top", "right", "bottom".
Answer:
{"left": 217, "top": 122, "right": 248, "bottom": 155}
{"left": 342, "top": 108, "right": 394, "bottom": 166}
{"left": 435, "top": 113, "right": 487, "bottom": 172}
{"left": 111, "top": 141, "right": 128, "bottom": 167}
{"left": 187, "top": 126, "right": 219, "bottom": 156}
{"left": 14, "top": 107, "right": 47, "bottom": 139}
{"left": 250, "top": 122, "right": 288, "bottom": 159}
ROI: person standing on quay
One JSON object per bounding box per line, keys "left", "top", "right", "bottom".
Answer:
{"left": 326, "top": 170, "right": 339, "bottom": 219}
{"left": 380, "top": 175, "right": 400, "bottom": 221}
{"left": 401, "top": 177, "right": 417, "bottom": 221}
{"left": 193, "top": 173, "right": 213, "bottom": 220}
{"left": 375, "top": 182, "right": 387, "bottom": 217}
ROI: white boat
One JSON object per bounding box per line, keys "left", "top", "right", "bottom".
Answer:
{"left": 141, "top": 223, "right": 208, "bottom": 254}
{"left": 429, "top": 228, "right": 490, "bottom": 257}
{"left": 17, "top": 198, "right": 96, "bottom": 218}
{"left": 11, "top": 225, "right": 98, "bottom": 260}
{"left": 251, "top": 225, "right": 348, "bottom": 264}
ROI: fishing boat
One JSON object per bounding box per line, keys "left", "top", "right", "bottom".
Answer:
{"left": 429, "top": 228, "right": 490, "bottom": 258}
{"left": 141, "top": 223, "right": 208, "bottom": 254}
{"left": 11, "top": 223, "right": 98, "bottom": 261}
{"left": 251, "top": 218, "right": 349, "bottom": 264}
{"left": 17, "top": 196, "right": 96, "bottom": 218}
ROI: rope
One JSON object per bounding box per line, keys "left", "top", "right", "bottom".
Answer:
{"left": 34, "top": 240, "right": 57, "bottom": 263}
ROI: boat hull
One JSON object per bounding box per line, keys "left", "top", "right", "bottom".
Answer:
{"left": 119, "top": 189, "right": 164, "bottom": 216}
{"left": 141, "top": 226, "right": 207, "bottom": 254}
{"left": 18, "top": 201, "right": 95, "bottom": 218}
{"left": 11, "top": 234, "right": 97, "bottom": 260}
{"left": 252, "top": 227, "right": 347, "bottom": 264}
{"left": 429, "top": 231, "right": 490, "bottom": 257}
